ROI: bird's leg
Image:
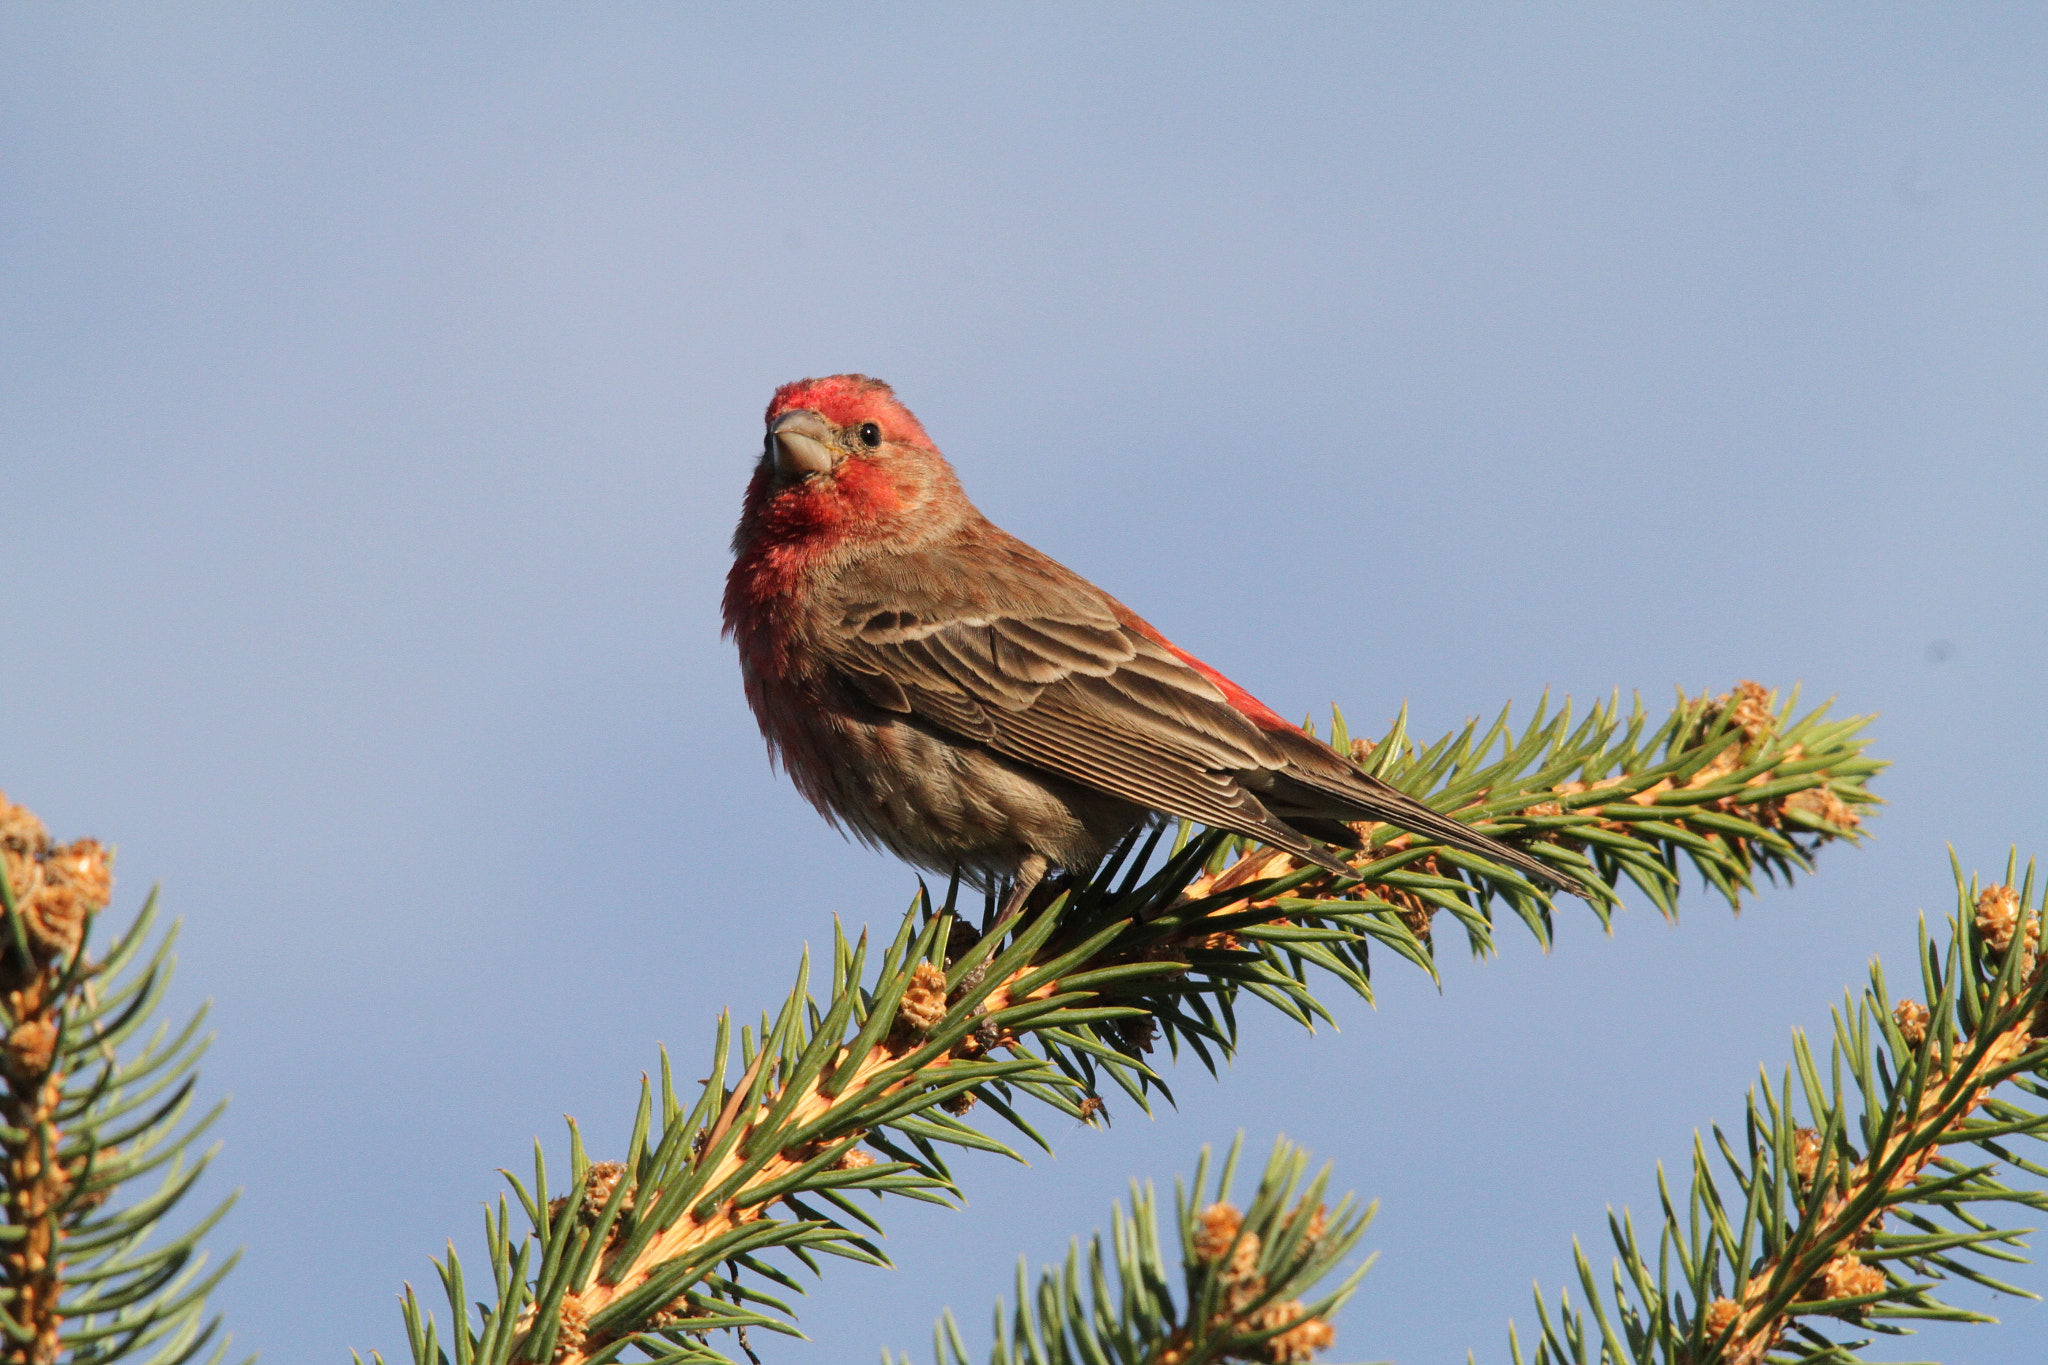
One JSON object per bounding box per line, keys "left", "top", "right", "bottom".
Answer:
{"left": 990, "top": 852, "right": 1049, "bottom": 932}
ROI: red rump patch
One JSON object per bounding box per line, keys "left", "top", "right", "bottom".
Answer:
{"left": 767, "top": 374, "right": 935, "bottom": 450}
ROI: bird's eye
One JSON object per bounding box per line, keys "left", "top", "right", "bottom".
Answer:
{"left": 858, "top": 422, "right": 882, "bottom": 448}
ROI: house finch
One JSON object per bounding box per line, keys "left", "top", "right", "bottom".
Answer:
{"left": 725, "top": 374, "right": 1587, "bottom": 911}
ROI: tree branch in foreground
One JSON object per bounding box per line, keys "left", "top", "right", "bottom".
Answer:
{"left": 885, "top": 1136, "right": 1372, "bottom": 1365}
{"left": 883, "top": 851, "right": 2048, "bottom": 1365}
{"left": 382, "top": 683, "right": 1877, "bottom": 1365}
{"left": 0, "top": 793, "right": 240, "bottom": 1365}
{"left": 1516, "top": 854, "right": 2048, "bottom": 1363}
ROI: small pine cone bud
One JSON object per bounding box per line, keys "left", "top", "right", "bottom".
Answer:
{"left": 1785, "top": 785, "right": 1860, "bottom": 831}
{"left": 47, "top": 839, "right": 112, "bottom": 910}
{"left": 0, "top": 795, "right": 49, "bottom": 853}
{"left": 1892, "top": 998, "right": 1930, "bottom": 1047}
{"left": 1975, "top": 884, "right": 2024, "bottom": 953}
{"left": 897, "top": 961, "right": 949, "bottom": 1034}
{"left": 581, "top": 1160, "right": 629, "bottom": 1219}
{"left": 1726, "top": 680, "right": 1776, "bottom": 743}
{"left": 0, "top": 796, "right": 51, "bottom": 908}
{"left": 1397, "top": 902, "right": 1434, "bottom": 942}
{"left": 1791, "top": 1127, "right": 1822, "bottom": 1183}
{"left": 1194, "top": 1202, "right": 1263, "bottom": 1303}
{"left": 24, "top": 838, "right": 112, "bottom": 959}
{"left": 1226, "top": 1229, "right": 1263, "bottom": 1286}
{"left": 3, "top": 1017, "right": 57, "bottom": 1079}
{"left": 1701, "top": 1297, "right": 1741, "bottom": 1335}
{"left": 1254, "top": 1301, "right": 1335, "bottom": 1364}
{"left": 552, "top": 1297, "right": 589, "bottom": 1361}
{"left": 834, "top": 1146, "right": 876, "bottom": 1171}
{"left": 1114, "top": 1015, "right": 1157, "bottom": 1055}
{"left": 942, "top": 1088, "right": 977, "bottom": 1115}
{"left": 1192, "top": 1202, "right": 1243, "bottom": 1261}
{"left": 1817, "top": 1254, "right": 1884, "bottom": 1303}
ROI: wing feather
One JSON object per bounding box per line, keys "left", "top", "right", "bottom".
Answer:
{"left": 811, "top": 535, "right": 1583, "bottom": 895}
{"left": 823, "top": 610, "right": 1300, "bottom": 842}
{"left": 991, "top": 618, "right": 1132, "bottom": 681}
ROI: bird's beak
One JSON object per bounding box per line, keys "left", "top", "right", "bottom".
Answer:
{"left": 770, "top": 409, "right": 838, "bottom": 480}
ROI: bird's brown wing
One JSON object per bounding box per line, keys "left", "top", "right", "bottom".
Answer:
{"left": 817, "top": 537, "right": 1585, "bottom": 897}
{"left": 825, "top": 598, "right": 1341, "bottom": 865}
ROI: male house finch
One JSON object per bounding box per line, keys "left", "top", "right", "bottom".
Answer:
{"left": 725, "top": 375, "right": 1587, "bottom": 911}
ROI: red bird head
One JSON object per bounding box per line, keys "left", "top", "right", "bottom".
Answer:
{"left": 731, "top": 375, "right": 970, "bottom": 567}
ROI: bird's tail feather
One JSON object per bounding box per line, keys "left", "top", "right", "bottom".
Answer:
{"left": 1341, "top": 785, "right": 1590, "bottom": 899}
{"left": 1246, "top": 781, "right": 1587, "bottom": 899}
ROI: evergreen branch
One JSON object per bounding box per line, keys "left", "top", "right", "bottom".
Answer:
{"left": 1182, "top": 681, "right": 1878, "bottom": 965}
{"left": 386, "top": 683, "right": 1876, "bottom": 1364}
{"left": 0, "top": 793, "right": 242, "bottom": 1365}
{"left": 1512, "top": 854, "right": 2048, "bottom": 1363}
{"left": 882, "top": 1135, "right": 1372, "bottom": 1365}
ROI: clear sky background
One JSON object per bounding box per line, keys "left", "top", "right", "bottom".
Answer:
{"left": 4, "top": 5, "right": 2047, "bottom": 1362}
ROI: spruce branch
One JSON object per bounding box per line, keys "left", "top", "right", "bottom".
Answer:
{"left": 1513, "top": 854, "right": 2048, "bottom": 1363}
{"left": 387, "top": 682, "right": 1876, "bottom": 1365}
{"left": 0, "top": 794, "right": 240, "bottom": 1365}
{"left": 883, "top": 1135, "right": 1373, "bottom": 1365}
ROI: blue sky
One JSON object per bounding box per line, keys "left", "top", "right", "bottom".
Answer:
{"left": 4, "top": 5, "right": 2047, "bottom": 1361}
